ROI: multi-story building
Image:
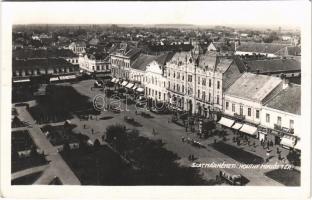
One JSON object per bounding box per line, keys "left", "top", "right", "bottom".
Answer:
{"left": 259, "top": 83, "right": 301, "bottom": 149}
{"left": 12, "top": 58, "right": 79, "bottom": 83}
{"left": 166, "top": 45, "right": 242, "bottom": 118}
{"left": 78, "top": 54, "right": 110, "bottom": 73}
{"left": 221, "top": 73, "right": 283, "bottom": 136}
{"left": 143, "top": 53, "right": 174, "bottom": 102}
{"left": 110, "top": 43, "right": 141, "bottom": 80}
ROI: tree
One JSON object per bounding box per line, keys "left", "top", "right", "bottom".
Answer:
{"left": 106, "top": 124, "right": 127, "bottom": 152}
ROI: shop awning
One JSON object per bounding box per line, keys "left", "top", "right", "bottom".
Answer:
{"left": 115, "top": 78, "right": 120, "bottom": 83}
{"left": 240, "top": 124, "right": 257, "bottom": 135}
{"left": 50, "top": 77, "right": 59, "bottom": 82}
{"left": 281, "top": 137, "right": 296, "bottom": 148}
{"left": 136, "top": 87, "right": 144, "bottom": 92}
{"left": 217, "top": 117, "right": 235, "bottom": 128}
{"left": 132, "top": 86, "right": 137, "bottom": 90}
{"left": 13, "top": 78, "right": 30, "bottom": 83}
{"left": 126, "top": 83, "right": 134, "bottom": 89}
{"left": 121, "top": 81, "right": 128, "bottom": 86}
{"left": 59, "top": 75, "right": 76, "bottom": 80}
{"left": 232, "top": 122, "right": 243, "bottom": 130}
{"left": 111, "top": 78, "right": 117, "bottom": 83}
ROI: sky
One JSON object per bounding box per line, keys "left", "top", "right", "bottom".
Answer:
{"left": 2, "top": 1, "right": 309, "bottom": 29}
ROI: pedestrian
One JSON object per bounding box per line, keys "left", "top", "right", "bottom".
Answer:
{"left": 91, "top": 129, "right": 94, "bottom": 134}
{"left": 83, "top": 124, "right": 86, "bottom": 129}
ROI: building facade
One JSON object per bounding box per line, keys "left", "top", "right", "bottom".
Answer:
{"left": 78, "top": 54, "right": 110, "bottom": 73}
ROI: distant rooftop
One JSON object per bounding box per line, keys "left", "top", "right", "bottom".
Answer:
{"left": 225, "top": 72, "right": 282, "bottom": 102}
{"left": 265, "top": 84, "right": 301, "bottom": 115}
{"left": 244, "top": 58, "right": 301, "bottom": 73}
{"left": 236, "top": 42, "right": 289, "bottom": 54}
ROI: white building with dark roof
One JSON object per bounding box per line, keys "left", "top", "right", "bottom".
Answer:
{"left": 259, "top": 84, "right": 301, "bottom": 149}
{"left": 221, "top": 73, "right": 283, "bottom": 136}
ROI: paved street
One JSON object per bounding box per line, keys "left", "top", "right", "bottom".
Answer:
{"left": 70, "top": 80, "right": 283, "bottom": 185}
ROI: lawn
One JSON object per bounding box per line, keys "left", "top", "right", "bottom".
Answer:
{"left": 29, "top": 85, "right": 94, "bottom": 124}
{"left": 41, "top": 124, "right": 89, "bottom": 146}
{"left": 265, "top": 169, "right": 300, "bottom": 186}
{"left": 12, "top": 156, "right": 48, "bottom": 173}
{"left": 12, "top": 131, "right": 48, "bottom": 173}
{"left": 11, "top": 171, "right": 43, "bottom": 185}
{"left": 12, "top": 130, "right": 35, "bottom": 152}
{"left": 212, "top": 141, "right": 264, "bottom": 164}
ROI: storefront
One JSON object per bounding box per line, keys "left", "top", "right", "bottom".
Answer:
{"left": 217, "top": 117, "right": 235, "bottom": 128}
{"left": 239, "top": 124, "right": 258, "bottom": 137}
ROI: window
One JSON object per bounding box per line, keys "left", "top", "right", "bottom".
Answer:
{"left": 168, "top": 81, "right": 170, "bottom": 88}
{"left": 209, "top": 79, "right": 211, "bottom": 87}
{"left": 290, "top": 120, "right": 294, "bottom": 129}
{"left": 173, "top": 84, "right": 176, "bottom": 90}
{"left": 182, "top": 75, "right": 184, "bottom": 80}
{"left": 266, "top": 113, "right": 270, "bottom": 123}
{"left": 209, "top": 93, "right": 211, "bottom": 102}
{"left": 202, "top": 78, "right": 206, "bottom": 86}
{"left": 217, "top": 95, "right": 220, "bottom": 105}
{"left": 217, "top": 81, "right": 220, "bottom": 89}
{"left": 159, "top": 92, "right": 161, "bottom": 99}
{"left": 182, "top": 85, "right": 184, "bottom": 93}
{"left": 177, "top": 72, "right": 180, "bottom": 79}
{"left": 226, "top": 102, "right": 229, "bottom": 110}
{"left": 188, "top": 75, "right": 192, "bottom": 82}
{"left": 256, "top": 110, "right": 260, "bottom": 119}
{"left": 202, "top": 91, "right": 206, "bottom": 101}
{"left": 240, "top": 105, "right": 243, "bottom": 115}
{"left": 198, "top": 77, "right": 200, "bottom": 85}
{"left": 232, "top": 103, "right": 235, "bottom": 112}
{"left": 248, "top": 108, "right": 251, "bottom": 116}
{"left": 173, "top": 72, "right": 176, "bottom": 78}
{"left": 277, "top": 116, "right": 282, "bottom": 126}
{"left": 148, "top": 88, "right": 151, "bottom": 95}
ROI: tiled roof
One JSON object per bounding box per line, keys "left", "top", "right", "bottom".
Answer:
{"left": 13, "top": 48, "right": 78, "bottom": 59}
{"left": 236, "top": 42, "right": 288, "bottom": 54}
{"left": 265, "top": 84, "right": 301, "bottom": 115}
{"left": 216, "top": 58, "right": 233, "bottom": 73}
{"left": 244, "top": 58, "right": 300, "bottom": 73}
{"left": 13, "top": 58, "right": 75, "bottom": 70}
{"left": 131, "top": 54, "right": 158, "bottom": 71}
{"left": 225, "top": 72, "right": 282, "bottom": 102}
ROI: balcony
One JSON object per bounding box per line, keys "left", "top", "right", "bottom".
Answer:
{"left": 274, "top": 124, "right": 294, "bottom": 134}
{"left": 233, "top": 113, "right": 245, "bottom": 121}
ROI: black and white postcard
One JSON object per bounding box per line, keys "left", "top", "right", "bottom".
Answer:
{"left": 0, "top": 1, "right": 311, "bottom": 199}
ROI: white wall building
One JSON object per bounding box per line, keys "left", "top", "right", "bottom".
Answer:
{"left": 259, "top": 84, "right": 301, "bottom": 149}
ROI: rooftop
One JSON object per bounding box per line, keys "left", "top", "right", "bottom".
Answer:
{"left": 236, "top": 42, "right": 289, "bottom": 54}
{"left": 13, "top": 48, "right": 78, "bottom": 59}
{"left": 244, "top": 58, "right": 301, "bottom": 73}
{"left": 265, "top": 84, "right": 301, "bottom": 115}
{"left": 225, "top": 72, "right": 282, "bottom": 102}
{"left": 13, "top": 58, "right": 75, "bottom": 70}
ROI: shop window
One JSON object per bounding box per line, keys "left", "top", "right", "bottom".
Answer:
{"left": 232, "top": 103, "right": 235, "bottom": 112}
{"left": 226, "top": 102, "right": 229, "bottom": 110}
{"left": 256, "top": 110, "right": 260, "bottom": 119}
